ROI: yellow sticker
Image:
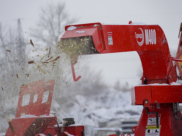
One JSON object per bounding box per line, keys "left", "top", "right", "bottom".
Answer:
{"left": 146, "top": 126, "right": 160, "bottom": 129}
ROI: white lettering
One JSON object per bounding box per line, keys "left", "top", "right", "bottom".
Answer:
{"left": 145, "top": 29, "right": 156, "bottom": 45}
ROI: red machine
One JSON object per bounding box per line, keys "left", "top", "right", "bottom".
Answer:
{"left": 60, "top": 22, "right": 182, "bottom": 136}
{"left": 5, "top": 80, "right": 84, "bottom": 136}
{"left": 5, "top": 22, "right": 182, "bottom": 136}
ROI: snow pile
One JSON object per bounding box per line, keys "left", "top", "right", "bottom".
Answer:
{"left": 53, "top": 88, "right": 142, "bottom": 126}
{"left": 67, "top": 26, "right": 77, "bottom": 31}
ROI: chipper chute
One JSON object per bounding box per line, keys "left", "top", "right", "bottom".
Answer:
{"left": 60, "top": 22, "right": 182, "bottom": 136}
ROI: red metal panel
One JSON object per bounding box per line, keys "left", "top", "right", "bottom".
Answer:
{"left": 132, "top": 86, "right": 152, "bottom": 105}
{"left": 62, "top": 23, "right": 174, "bottom": 83}
{"left": 5, "top": 117, "right": 56, "bottom": 136}
{"left": 134, "top": 104, "right": 179, "bottom": 136}
{"left": 167, "top": 65, "right": 177, "bottom": 84}
{"left": 151, "top": 85, "right": 182, "bottom": 103}
{"left": 133, "top": 85, "right": 182, "bottom": 104}
{"left": 138, "top": 50, "right": 168, "bottom": 82}
{"left": 176, "top": 50, "right": 182, "bottom": 78}
{"left": 44, "top": 125, "right": 84, "bottom": 136}
{"left": 63, "top": 22, "right": 105, "bottom": 52}
{"left": 16, "top": 80, "right": 55, "bottom": 117}
{"left": 101, "top": 25, "right": 169, "bottom": 54}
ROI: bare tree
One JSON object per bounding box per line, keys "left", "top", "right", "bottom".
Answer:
{"left": 30, "top": 3, "right": 78, "bottom": 47}
{"left": 0, "top": 20, "right": 27, "bottom": 133}
{"left": 0, "top": 20, "right": 26, "bottom": 77}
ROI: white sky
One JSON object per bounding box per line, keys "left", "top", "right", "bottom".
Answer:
{"left": 0, "top": 0, "right": 182, "bottom": 87}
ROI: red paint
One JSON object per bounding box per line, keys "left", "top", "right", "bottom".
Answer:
{"left": 16, "top": 80, "right": 55, "bottom": 117}
{"left": 61, "top": 22, "right": 182, "bottom": 136}
{"left": 5, "top": 22, "right": 182, "bottom": 136}
{"left": 5, "top": 117, "right": 56, "bottom": 136}
{"left": 71, "top": 63, "right": 81, "bottom": 81}
{"left": 5, "top": 80, "right": 84, "bottom": 136}
{"left": 134, "top": 104, "right": 182, "bottom": 136}
{"left": 132, "top": 85, "right": 182, "bottom": 105}
{"left": 44, "top": 125, "right": 84, "bottom": 136}
{"left": 62, "top": 23, "right": 174, "bottom": 84}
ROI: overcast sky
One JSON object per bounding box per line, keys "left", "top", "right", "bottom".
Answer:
{"left": 0, "top": 0, "right": 182, "bottom": 50}
{"left": 0, "top": 0, "right": 182, "bottom": 86}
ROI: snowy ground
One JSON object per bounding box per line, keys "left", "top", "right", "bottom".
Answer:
{"left": 52, "top": 87, "right": 142, "bottom": 127}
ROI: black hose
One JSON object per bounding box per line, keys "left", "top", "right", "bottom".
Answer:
{"left": 53, "top": 118, "right": 61, "bottom": 134}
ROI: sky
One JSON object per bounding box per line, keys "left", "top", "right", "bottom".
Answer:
{"left": 0, "top": 0, "right": 182, "bottom": 87}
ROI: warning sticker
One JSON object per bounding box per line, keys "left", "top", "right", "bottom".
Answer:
{"left": 108, "top": 32, "right": 113, "bottom": 45}
{"left": 145, "top": 125, "right": 161, "bottom": 136}
{"left": 147, "top": 114, "right": 161, "bottom": 126}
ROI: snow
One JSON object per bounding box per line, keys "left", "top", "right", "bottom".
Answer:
{"left": 148, "top": 83, "right": 169, "bottom": 85}
{"left": 20, "top": 114, "right": 37, "bottom": 118}
{"left": 170, "top": 82, "right": 181, "bottom": 85}
{"left": 20, "top": 114, "right": 54, "bottom": 118}
{"left": 54, "top": 124, "right": 83, "bottom": 127}
{"left": 35, "top": 134, "right": 46, "bottom": 136}
{"left": 55, "top": 88, "right": 142, "bottom": 127}
{"left": 76, "top": 31, "right": 85, "bottom": 33}
{"left": 67, "top": 26, "right": 77, "bottom": 31}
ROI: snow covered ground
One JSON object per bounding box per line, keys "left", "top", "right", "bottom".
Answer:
{"left": 54, "top": 88, "right": 142, "bottom": 126}
{"left": 0, "top": 52, "right": 143, "bottom": 134}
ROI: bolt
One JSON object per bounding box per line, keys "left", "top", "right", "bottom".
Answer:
{"left": 155, "top": 101, "right": 157, "bottom": 103}
{"left": 169, "top": 76, "right": 171, "bottom": 78}
{"left": 145, "top": 100, "right": 148, "bottom": 104}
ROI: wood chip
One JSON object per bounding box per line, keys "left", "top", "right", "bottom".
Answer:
{"left": 16, "top": 74, "right": 19, "bottom": 78}
{"left": 42, "top": 56, "right": 53, "bottom": 63}
{"left": 7, "top": 50, "right": 11, "bottom": 52}
{"left": 28, "top": 60, "right": 34, "bottom": 64}
{"left": 45, "top": 56, "right": 53, "bottom": 62}
{"left": 30, "top": 39, "right": 34, "bottom": 47}
{"left": 25, "top": 74, "right": 29, "bottom": 77}
{"left": 49, "top": 56, "right": 60, "bottom": 62}
{"left": 48, "top": 47, "right": 51, "bottom": 58}
{"left": 1, "top": 87, "right": 3, "bottom": 90}
{"left": 37, "top": 65, "right": 46, "bottom": 74}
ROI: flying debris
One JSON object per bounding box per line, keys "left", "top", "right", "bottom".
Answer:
{"left": 30, "top": 39, "right": 34, "bottom": 47}
{"left": 48, "top": 47, "right": 51, "bottom": 57}
{"left": 28, "top": 60, "right": 35, "bottom": 64}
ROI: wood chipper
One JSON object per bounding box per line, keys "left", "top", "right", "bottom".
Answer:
{"left": 5, "top": 22, "right": 182, "bottom": 136}
{"left": 60, "top": 22, "right": 182, "bottom": 136}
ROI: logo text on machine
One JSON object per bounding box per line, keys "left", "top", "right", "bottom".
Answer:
{"left": 135, "top": 28, "right": 156, "bottom": 46}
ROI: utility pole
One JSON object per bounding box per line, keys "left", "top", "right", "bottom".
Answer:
{"left": 16, "top": 18, "right": 25, "bottom": 65}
